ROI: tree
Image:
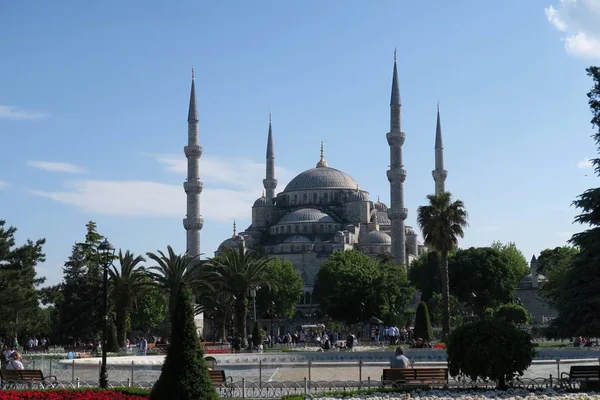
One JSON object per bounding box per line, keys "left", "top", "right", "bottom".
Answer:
{"left": 494, "top": 303, "right": 529, "bottom": 325}
{"left": 106, "top": 318, "right": 120, "bottom": 353}
{"left": 449, "top": 247, "right": 516, "bottom": 315}
{"left": 447, "top": 318, "right": 536, "bottom": 389}
{"left": 130, "top": 277, "right": 168, "bottom": 336}
{"left": 552, "top": 67, "right": 600, "bottom": 337}
{"left": 537, "top": 247, "right": 578, "bottom": 308}
{"left": 0, "top": 220, "right": 47, "bottom": 338}
{"left": 491, "top": 241, "right": 529, "bottom": 281}
{"left": 377, "top": 256, "right": 415, "bottom": 325}
{"left": 205, "top": 244, "right": 273, "bottom": 348}
{"left": 150, "top": 284, "right": 218, "bottom": 400}
{"left": 109, "top": 250, "right": 147, "bottom": 347}
{"left": 408, "top": 252, "right": 441, "bottom": 302}
{"left": 417, "top": 192, "right": 469, "bottom": 337}
{"left": 251, "top": 320, "right": 263, "bottom": 347}
{"left": 427, "top": 292, "right": 463, "bottom": 328}
{"left": 413, "top": 302, "right": 433, "bottom": 341}
{"left": 256, "top": 259, "right": 303, "bottom": 319}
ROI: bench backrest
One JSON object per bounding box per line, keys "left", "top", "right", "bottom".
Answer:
{"left": 0, "top": 369, "right": 44, "bottom": 382}
{"left": 209, "top": 370, "right": 226, "bottom": 384}
{"left": 570, "top": 366, "right": 600, "bottom": 379}
{"left": 383, "top": 368, "right": 449, "bottom": 382}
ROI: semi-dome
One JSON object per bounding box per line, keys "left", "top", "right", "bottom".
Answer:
{"left": 348, "top": 190, "right": 369, "bottom": 202}
{"left": 376, "top": 211, "right": 391, "bottom": 226}
{"left": 284, "top": 235, "right": 312, "bottom": 243}
{"left": 365, "top": 231, "right": 392, "bottom": 245}
{"left": 253, "top": 196, "right": 273, "bottom": 207}
{"left": 373, "top": 200, "right": 388, "bottom": 212}
{"left": 284, "top": 167, "right": 359, "bottom": 192}
{"left": 278, "top": 208, "right": 335, "bottom": 224}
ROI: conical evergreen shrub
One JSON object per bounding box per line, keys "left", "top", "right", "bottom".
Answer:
{"left": 414, "top": 301, "right": 434, "bottom": 341}
{"left": 106, "top": 319, "right": 121, "bottom": 353}
{"left": 252, "top": 320, "right": 262, "bottom": 347}
{"left": 150, "top": 284, "right": 218, "bottom": 400}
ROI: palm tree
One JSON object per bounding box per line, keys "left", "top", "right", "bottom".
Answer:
{"left": 205, "top": 244, "right": 274, "bottom": 347}
{"left": 146, "top": 246, "right": 203, "bottom": 324}
{"left": 109, "top": 250, "right": 147, "bottom": 348}
{"left": 417, "top": 192, "right": 468, "bottom": 337}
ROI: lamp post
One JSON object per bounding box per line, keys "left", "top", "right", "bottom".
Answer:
{"left": 270, "top": 301, "right": 275, "bottom": 348}
{"left": 250, "top": 286, "right": 260, "bottom": 322}
{"left": 97, "top": 239, "right": 115, "bottom": 389}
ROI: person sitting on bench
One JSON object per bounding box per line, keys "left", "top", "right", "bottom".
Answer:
{"left": 5, "top": 352, "right": 24, "bottom": 370}
{"left": 390, "top": 346, "right": 410, "bottom": 368}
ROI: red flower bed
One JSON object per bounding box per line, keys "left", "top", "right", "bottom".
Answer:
{"left": 0, "top": 389, "right": 148, "bottom": 400}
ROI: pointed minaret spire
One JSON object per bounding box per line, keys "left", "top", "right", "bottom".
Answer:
{"left": 263, "top": 112, "right": 277, "bottom": 199}
{"left": 432, "top": 103, "right": 448, "bottom": 194}
{"left": 183, "top": 69, "right": 204, "bottom": 258}
{"left": 316, "top": 141, "right": 329, "bottom": 168}
{"left": 386, "top": 49, "right": 407, "bottom": 267}
{"left": 233, "top": 219, "right": 237, "bottom": 236}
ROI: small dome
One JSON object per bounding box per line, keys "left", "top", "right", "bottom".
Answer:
{"left": 376, "top": 211, "right": 391, "bottom": 226}
{"left": 278, "top": 208, "right": 335, "bottom": 224}
{"left": 253, "top": 196, "right": 273, "bottom": 207}
{"left": 347, "top": 190, "right": 369, "bottom": 202}
{"left": 373, "top": 201, "right": 388, "bottom": 212}
{"left": 365, "top": 231, "right": 392, "bottom": 245}
{"left": 218, "top": 237, "right": 237, "bottom": 249}
{"left": 283, "top": 235, "right": 312, "bottom": 243}
{"left": 284, "top": 167, "right": 359, "bottom": 192}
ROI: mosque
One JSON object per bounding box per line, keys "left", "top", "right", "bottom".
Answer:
{"left": 196, "top": 53, "right": 448, "bottom": 311}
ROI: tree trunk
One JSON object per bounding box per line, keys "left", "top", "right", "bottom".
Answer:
{"left": 440, "top": 251, "right": 451, "bottom": 338}
{"left": 219, "top": 320, "right": 226, "bottom": 342}
{"left": 235, "top": 298, "right": 248, "bottom": 348}
{"left": 498, "top": 375, "right": 506, "bottom": 390}
{"left": 115, "top": 310, "right": 128, "bottom": 348}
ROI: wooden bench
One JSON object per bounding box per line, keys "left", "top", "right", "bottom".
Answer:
{"left": 561, "top": 365, "right": 600, "bottom": 389}
{"left": 209, "top": 369, "right": 232, "bottom": 395}
{"left": 0, "top": 369, "right": 57, "bottom": 388}
{"left": 382, "top": 368, "right": 449, "bottom": 387}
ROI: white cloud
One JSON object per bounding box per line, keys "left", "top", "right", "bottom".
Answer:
{"left": 30, "top": 157, "right": 297, "bottom": 221}
{"left": 577, "top": 157, "right": 594, "bottom": 168}
{"left": 27, "top": 161, "right": 87, "bottom": 174}
{"left": 545, "top": 0, "right": 600, "bottom": 60}
{"left": 0, "top": 105, "right": 49, "bottom": 120}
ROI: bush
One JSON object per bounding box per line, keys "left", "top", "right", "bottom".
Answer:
{"left": 447, "top": 318, "right": 536, "bottom": 389}
{"left": 150, "top": 285, "right": 218, "bottom": 400}
{"left": 252, "top": 320, "right": 263, "bottom": 347}
{"left": 494, "top": 303, "right": 530, "bottom": 324}
{"left": 413, "top": 301, "right": 433, "bottom": 341}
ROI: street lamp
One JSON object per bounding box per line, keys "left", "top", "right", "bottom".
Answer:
{"left": 250, "top": 286, "right": 260, "bottom": 322}
{"left": 270, "top": 301, "right": 275, "bottom": 348}
{"left": 97, "top": 239, "right": 115, "bottom": 389}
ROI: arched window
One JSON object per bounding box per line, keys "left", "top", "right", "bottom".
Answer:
{"left": 295, "top": 225, "right": 299, "bottom": 233}
{"left": 323, "top": 192, "right": 328, "bottom": 203}
{"left": 305, "top": 292, "right": 311, "bottom": 305}
{"left": 293, "top": 194, "right": 298, "bottom": 204}
{"left": 303, "top": 193, "right": 308, "bottom": 203}
{"left": 313, "top": 193, "right": 318, "bottom": 202}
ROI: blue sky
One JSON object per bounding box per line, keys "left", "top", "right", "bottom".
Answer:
{"left": 1, "top": 0, "right": 600, "bottom": 286}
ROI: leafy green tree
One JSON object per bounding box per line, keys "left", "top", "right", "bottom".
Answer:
{"left": 205, "top": 244, "right": 274, "bottom": 347}
{"left": 448, "top": 247, "right": 516, "bottom": 315}
{"left": 536, "top": 247, "right": 578, "bottom": 308}
{"left": 130, "top": 276, "right": 168, "bottom": 336}
{"left": 494, "top": 303, "right": 530, "bottom": 325}
{"left": 491, "top": 241, "right": 529, "bottom": 281}
{"left": 251, "top": 320, "right": 262, "bottom": 347}
{"left": 552, "top": 67, "right": 600, "bottom": 337}
{"left": 0, "top": 220, "right": 47, "bottom": 338}
{"left": 447, "top": 318, "right": 536, "bottom": 389}
{"left": 417, "top": 192, "right": 469, "bottom": 337}
{"left": 427, "top": 292, "right": 463, "bottom": 328}
{"left": 106, "top": 318, "right": 120, "bottom": 353}
{"left": 408, "top": 252, "right": 441, "bottom": 302}
{"left": 109, "top": 250, "right": 147, "bottom": 347}
{"left": 378, "top": 254, "right": 415, "bottom": 325}
{"left": 413, "top": 301, "right": 433, "bottom": 341}
{"left": 150, "top": 284, "right": 218, "bottom": 400}
{"left": 256, "top": 258, "right": 303, "bottom": 319}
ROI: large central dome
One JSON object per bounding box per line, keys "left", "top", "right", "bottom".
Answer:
{"left": 284, "top": 167, "right": 359, "bottom": 192}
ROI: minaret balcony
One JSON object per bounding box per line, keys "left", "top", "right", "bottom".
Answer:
{"left": 263, "top": 178, "right": 278, "bottom": 189}
{"left": 386, "top": 131, "right": 406, "bottom": 146}
{"left": 432, "top": 169, "right": 448, "bottom": 181}
{"left": 386, "top": 169, "right": 407, "bottom": 182}
{"left": 387, "top": 207, "right": 408, "bottom": 220}
{"left": 184, "top": 180, "right": 204, "bottom": 194}
{"left": 184, "top": 145, "right": 203, "bottom": 157}
{"left": 183, "top": 217, "right": 204, "bottom": 230}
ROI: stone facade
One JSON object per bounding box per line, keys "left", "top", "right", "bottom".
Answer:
{"left": 515, "top": 255, "right": 557, "bottom": 324}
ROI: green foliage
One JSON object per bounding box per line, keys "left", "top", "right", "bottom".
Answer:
{"left": 552, "top": 67, "right": 600, "bottom": 338}
{"left": 314, "top": 250, "right": 413, "bottom": 324}
{"left": 408, "top": 252, "right": 441, "bottom": 302}
{"left": 417, "top": 191, "right": 469, "bottom": 337}
{"left": 106, "top": 318, "right": 120, "bottom": 353}
{"left": 413, "top": 302, "right": 433, "bottom": 341}
{"left": 491, "top": 241, "right": 529, "bottom": 281}
{"left": 427, "top": 292, "right": 463, "bottom": 327}
{"left": 447, "top": 318, "right": 536, "bottom": 389}
{"left": 130, "top": 276, "right": 167, "bottom": 336}
{"left": 0, "top": 220, "right": 47, "bottom": 338}
{"left": 150, "top": 284, "right": 218, "bottom": 400}
{"left": 256, "top": 258, "right": 303, "bottom": 319}
{"left": 537, "top": 246, "right": 578, "bottom": 308}
{"left": 494, "top": 303, "right": 530, "bottom": 325}
{"left": 449, "top": 247, "right": 516, "bottom": 315}
{"left": 252, "top": 320, "right": 262, "bottom": 347}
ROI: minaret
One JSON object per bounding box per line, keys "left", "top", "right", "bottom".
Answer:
{"left": 432, "top": 103, "right": 448, "bottom": 194}
{"left": 386, "top": 50, "right": 407, "bottom": 267}
{"left": 263, "top": 113, "right": 277, "bottom": 200}
{"left": 316, "top": 141, "right": 328, "bottom": 168}
{"left": 183, "top": 68, "right": 204, "bottom": 258}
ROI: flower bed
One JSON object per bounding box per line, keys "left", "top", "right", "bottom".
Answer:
{"left": 0, "top": 388, "right": 149, "bottom": 399}
{"left": 302, "top": 389, "right": 600, "bottom": 400}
